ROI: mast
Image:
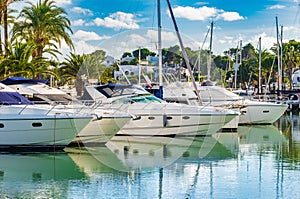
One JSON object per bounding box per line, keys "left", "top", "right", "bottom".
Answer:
{"left": 258, "top": 37, "right": 262, "bottom": 94}
{"left": 276, "top": 16, "right": 282, "bottom": 91}
{"left": 157, "top": 0, "right": 163, "bottom": 98}
{"left": 198, "top": 47, "right": 201, "bottom": 82}
{"left": 280, "top": 25, "right": 283, "bottom": 90}
{"left": 234, "top": 44, "right": 239, "bottom": 90}
{"left": 208, "top": 21, "right": 213, "bottom": 81}
{"left": 166, "top": 0, "right": 203, "bottom": 105}
{"left": 198, "top": 27, "right": 210, "bottom": 83}
{"left": 138, "top": 46, "right": 141, "bottom": 85}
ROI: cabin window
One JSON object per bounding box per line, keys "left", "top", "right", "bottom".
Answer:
{"left": 167, "top": 116, "right": 173, "bottom": 120}
{"left": 0, "top": 123, "right": 4, "bottom": 128}
{"left": 262, "top": 110, "right": 270, "bottom": 113}
{"left": 32, "top": 123, "right": 42, "bottom": 127}
{"left": 148, "top": 116, "right": 155, "bottom": 120}
{"left": 182, "top": 116, "right": 190, "bottom": 120}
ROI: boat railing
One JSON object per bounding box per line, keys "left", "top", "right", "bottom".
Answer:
{"left": 0, "top": 101, "right": 97, "bottom": 116}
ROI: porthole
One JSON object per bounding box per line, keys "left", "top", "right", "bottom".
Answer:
{"left": 148, "top": 116, "right": 155, "bottom": 120}
{"left": 0, "top": 123, "right": 4, "bottom": 128}
{"left": 167, "top": 116, "right": 173, "bottom": 120}
{"left": 182, "top": 116, "right": 190, "bottom": 120}
{"left": 32, "top": 123, "right": 42, "bottom": 127}
{"left": 262, "top": 110, "right": 270, "bottom": 113}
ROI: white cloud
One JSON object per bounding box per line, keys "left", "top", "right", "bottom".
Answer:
{"left": 172, "top": 6, "right": 244, "bottom": 21}
{"left": 267, "top": 4, "right": 286, "bottom": 10}
{"left": 71, "top": 7, "right": 93, "bottom": 16}
{"left": 72, "top": 30, "right": 110, "bottom": 41}
{"left": 146, "top": 30, "right": 177, "bottom": 43}
{"left": 93, "top": 12, "right": 139, "bottom": 30}
{"left": 218, "top": 12, "right": 245, "bottom": 21}
{"left": 246, "top": 32, "right": 277, "bottom": 51}
{"left": 283, "top": 26, "right": 300, "bottom": 41}
{"left": 172, "top": 6, "right": 218, "bottom": 21}
{"left": 54, "top": 0, "right": 72, "bottom": 7}
{"left": 74, "top": 40, "right": 99, "bottom": 55}
{"left": 218, "top": 39, "right": 227, "bottom": 44}
{"left": 72, "top": 19, "right": 85, "bottom": 26}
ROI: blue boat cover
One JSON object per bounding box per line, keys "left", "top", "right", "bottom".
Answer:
{"left": 0, "top": 91, "right": 33, "bottom": 105}
{"left": 1, "top": 77, "right": 48, "bottom": 85}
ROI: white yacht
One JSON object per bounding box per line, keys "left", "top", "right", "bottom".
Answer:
{"left": 83, "top": 83, "right": 238, "bottom": 136}
{"left": 0, "top": 83, "right": 92, "bottom": 151}
{"left": 1, "top": 77, "right": 132, "bottom": 145}
{"left": 163, "top": 82, "right": 287, "bottom": 125}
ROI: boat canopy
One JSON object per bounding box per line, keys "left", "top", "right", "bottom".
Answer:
{"left": 1, "top": 77, "right": 48, "bottom": 85}
{"left": 94, "top": 83, "right": 149, "bottom": 98}
{"left": 0, "top": 91, "right": 33, "bottom": 105}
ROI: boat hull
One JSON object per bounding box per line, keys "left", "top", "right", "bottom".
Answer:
{"left": 112, "top": 103, "right": 237, "bottom": 136}
{"left": 238, "top": 101, "right": 287, "bottom": 124}
{"left": 0, "top": 116, "right": 91, "bottom": 151}
{"left": 71, "top": 116, "right": 131, "bottom": 146}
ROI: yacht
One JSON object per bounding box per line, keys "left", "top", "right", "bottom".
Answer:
{"left": 0, "top": 83, "right": 92, "bottom": 151}
{"left": 1, "top": 77, "right": 132, "bottom": 145}
{"left": 163, "top": 82, "right": 287, "bottom": 125}
{"left": 83, "top": 83, "right": 238, "bottom": 136}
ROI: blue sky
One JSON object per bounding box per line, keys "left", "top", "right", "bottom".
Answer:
{"left": 12, "top": 0, "right": 300, "bottom": 59}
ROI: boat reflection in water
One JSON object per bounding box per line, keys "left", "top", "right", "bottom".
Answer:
{"left": 67, "top": 125, "right": 287, "bottom": 174}
{"left": 66, "top": 135, "right": 237, "bottom": 173}
{"left": 238, "top": 125, "right": 286, "bottom": 145}
{"left": 278, "top": 114, "right": 300, "bottom": 170}
{"left": 37, "top": 123, "right": 300, "bottom": 199}
{"left": 0, "top": 124, "right": 296, "bottom": 199}
{"left": 0, "top": 152, "right": 85, "bottom": 198}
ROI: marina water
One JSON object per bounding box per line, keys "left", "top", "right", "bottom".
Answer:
{"left": 0, "top": 114, "right": 299, "bottom": 199}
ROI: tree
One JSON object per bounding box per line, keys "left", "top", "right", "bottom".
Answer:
{"left": 121, "top": 52, "right": 132, "bottom": 59}
{"left": 132, "top": 48, "right": 156, "bottom": 60}
{"left": 83, "top": 50, "right": 107, "bottom": 79}
{"left": 12, "top": 0, "right": 73, "bottom": 58}
{"left": 100, "top": 67, "right": 116, "bottom": 84}
{"left": 60, "top": 53, "right": 86, "bottom": 96}
{"left": 282, "top": 40, "right": 300, "bottom": 89}
{"left": 0, "top": 40, "right": 52, "bottom": 78}
{"left": 0, "top": 0, "right": 20, "bottom": 55}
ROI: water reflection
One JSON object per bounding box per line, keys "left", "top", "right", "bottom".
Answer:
{"left": 62, "top": 124, "right": 298, "bottom": 199}
{"left": 0, "top": 117, "right": 299, "bottom": 198}
{"left": 0, "top": 152, "right": 85, "bottom": 198}
{"left": 66, "top": 136, "right": 235, "bottom": 172}
{"left": 277, "top": 114, "right": 300, "bottom": 170}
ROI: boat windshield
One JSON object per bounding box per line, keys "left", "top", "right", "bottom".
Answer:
{"left": 143, "top": 95, "right": 165, "bottom": 103}
{"left": 112, "top": 95, "right": 165, "bottom": 104}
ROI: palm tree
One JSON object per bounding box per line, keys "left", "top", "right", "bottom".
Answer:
{"left": 0, "top": 40, "right": 51, "bottom": 78}
{"left": 12, "top": 0, "right": 73, "bottom": 58}
{"left": 0, "top": 0, "right": 20, "bottom": 55}
{"left": 60, "top": 53, "right": 86, "bottom": 96}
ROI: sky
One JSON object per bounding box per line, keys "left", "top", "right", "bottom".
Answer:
{"left": 11, "top": 0, "right": 300, "bottom": 60}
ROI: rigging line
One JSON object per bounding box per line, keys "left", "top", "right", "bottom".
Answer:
{"left": 165, "top": 0, "right": 203, "bottom": 105}
{"left": 293, "top": 2, "right": 300, "bottom": 26}
{"left": 194, "top": 26, "right": 211, "bottom": 73}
